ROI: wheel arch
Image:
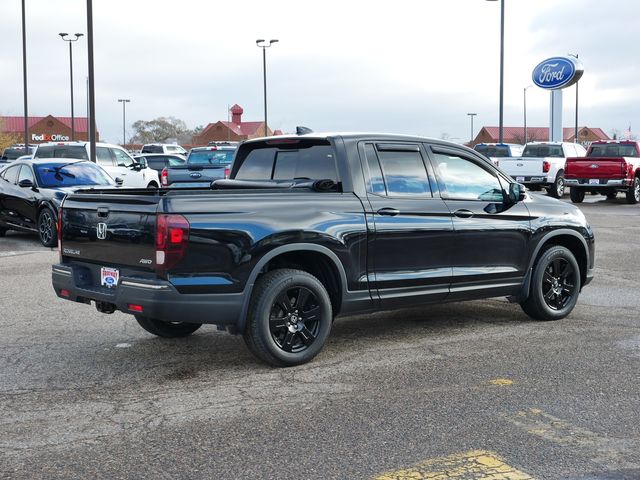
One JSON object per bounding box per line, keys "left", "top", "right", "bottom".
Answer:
{"left": 523, "top": 229, "right": 590, "bottom": 299}
{"left": 236, "top": 244, "right": 348, "bottom": 333}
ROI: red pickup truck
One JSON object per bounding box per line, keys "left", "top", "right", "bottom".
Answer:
{"left": 565, "top": 140, "right": 640, "bottom": 204}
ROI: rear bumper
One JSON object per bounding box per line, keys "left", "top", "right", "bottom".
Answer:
{"left": 510, "top": 175, "right": 552, "bottom": 186}
{"left": 51, "top": 263, "right": 244, "bottom": 328}
{"left": 565, "top": 178, "right": 632, "bottom": 188}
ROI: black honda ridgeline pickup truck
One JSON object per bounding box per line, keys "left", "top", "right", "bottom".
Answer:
{"left": 52, "top": 132, "right": 595, "bottom": 366}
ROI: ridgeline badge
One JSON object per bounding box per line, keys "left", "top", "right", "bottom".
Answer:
{"left": 532, "top": 56, "right": 583, "bottom": 90}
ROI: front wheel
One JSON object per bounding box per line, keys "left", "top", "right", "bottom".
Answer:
{"left": 626, "top": 177, "right": 640, "bottom": 204}
{"left": 547, "top": 173, "right": 565, "bottom": 198}
{"left": 135, "top": 315, "right": 202, "bottom": 337}
{"left": 243, "top": 269, "right": 333, "bottom": 367}
{"left": 520, "top": 246, "right": 581, "bottom": 321}
{"left": 38, "top": 209, "right": 57, "bottom": 247}
{"left": 569, "top": 187, "right": 585, "bottom": 203}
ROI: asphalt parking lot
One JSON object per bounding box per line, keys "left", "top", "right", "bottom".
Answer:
{"left": 1, "top": 194, "right": 639, "bottom": 480}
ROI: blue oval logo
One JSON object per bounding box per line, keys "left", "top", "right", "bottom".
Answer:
{"left": 532, "top": 56, "right": 583, "bottom": 90}
{"left": 189, "top": 172, "right": 202, "bottom": 178}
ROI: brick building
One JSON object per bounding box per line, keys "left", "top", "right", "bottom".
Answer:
{"left": 0, "top": 115, "right": 98, "bottom": 144}
{"left": 472, "top": 126, "right": 609, "bottom": 146}
{"left": 192, "top": 104, "right": 282, "bottom": 145}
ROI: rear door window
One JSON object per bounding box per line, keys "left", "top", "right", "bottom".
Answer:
{"left": 96, "top": 147, "right": 114, "bottom": 166}
{"left": 375, "top": 148, "right": 431, "bottom": 197}
{"left": 1, "top": 165, "right": 20, "bottom": 184}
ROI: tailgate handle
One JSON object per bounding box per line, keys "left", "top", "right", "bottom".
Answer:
{"left": 97, "top": 207, "right": 109, "bottom": 218}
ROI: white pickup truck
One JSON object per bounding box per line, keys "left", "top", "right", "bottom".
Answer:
{"left": 499, "top": 142, "right": 587, "bottom": 198}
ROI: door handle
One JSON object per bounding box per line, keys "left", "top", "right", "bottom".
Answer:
{"left": 377, "top": 207, "right": 400, "bottom": 216}
{"left": 453, "top": 209, "right": 474, "bottom": 218}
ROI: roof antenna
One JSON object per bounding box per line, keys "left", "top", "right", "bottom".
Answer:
{"left": 296, "top": 126, "right": 313, "bottom": 135}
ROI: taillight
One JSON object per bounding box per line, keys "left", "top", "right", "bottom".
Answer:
{"left": 224, "top": 166, "right": 230, "bottom": 179}
{"left": 564, "top": 162, "right": 570, "bottom": 175}
{"left": 155, "top": 214, "right": 189, "bottom": 277}
{"left": 57, "top": 206, "right": 63, "bottom": 259}
{"left": 621, "top": 160, "right": 628, "bottom": 175}
{"left": 543, "top": 161, "right": 551, "bottom": 173}
{"left": 161, "top": 168, "right": 168, "bottom": 187}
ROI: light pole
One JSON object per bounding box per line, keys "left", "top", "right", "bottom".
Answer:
{"left": 86, "top": 0, "right": 96, "bottom": 163}
{"left": 467, "top": 113, "right": 477, "bottom": 144}
{"left": 21, "top": 0, "right": 29, "bottom": 150}
{"left": 117, "top": 99, "right": 130, "bottom": 147}
{"left": 486, "top": 0, "right": 504, "bottom": 144}
{"left": 59, "top": 33, "right": 84, "bottom": 141}
{"left": 256, "top": 39, "right": 278, "bottom": 137}
{"left": 569, "top": 53, "right": 579, "bottom": 143}
{"left": 523, "top": 85, "right": 533, "bottom": 144}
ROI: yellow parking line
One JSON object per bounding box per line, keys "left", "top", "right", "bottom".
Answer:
{"left": 373, "top": 450, "right": 534, "bottom": 480}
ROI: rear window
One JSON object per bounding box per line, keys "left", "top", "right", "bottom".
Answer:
{"left": 522, "top": 144, "right": 564, "bottom": 158}
{"left": 187, "top": 149, "right": 235, "bottom": 165}
{"left": 474, "top": 145, "right": 510, "bottom": 157}
{"left": 2, "top": 148, "right": 28, "bottom": 160}
{"left": 235, "top": 140, "right": 338, "bottom": 182}
{"left": 588, "top": 144, "right": 638, "bottom": 157}
{"left": 34, "top": 161, "right": 113, "bottom": 188}
{"left": 34, "top": 145, "right": 89, "bottom": 159}
{"left": 141, "top": 145, "right": 163, "bottom": 153}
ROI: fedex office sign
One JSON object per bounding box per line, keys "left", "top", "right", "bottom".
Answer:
{"left": 532, "top": 56, "right": 583, "bottom": 90}
{"left": 31, "top": 133, "right": 70, "bottom": 142}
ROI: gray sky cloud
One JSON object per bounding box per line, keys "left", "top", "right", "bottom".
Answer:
{"left": 1, "top": 0, "right": 639, "bottom": 143}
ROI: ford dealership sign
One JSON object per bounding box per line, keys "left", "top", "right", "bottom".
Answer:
{"left": 532, "top": 56, "right": 583, "bottom": 90}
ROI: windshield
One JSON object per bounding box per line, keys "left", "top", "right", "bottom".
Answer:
{"left": 187, "top": 149, "right": 235, "bottom": 165}
{"left": 522, "top": 145, "right": 564, "bottom": 158}
{"left": 588, "top": 144, "right": 638, "bottom": 157}
{"left": 474, "top": 145, "right": 510, "bottom": 157}
{"left": 34, "top": 161, "right": 113, "bottom": 188}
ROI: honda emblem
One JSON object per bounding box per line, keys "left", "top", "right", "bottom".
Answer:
{"left": 96, "top": 223, "right": 107, "bottom": 240}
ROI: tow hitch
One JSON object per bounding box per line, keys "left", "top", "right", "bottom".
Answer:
{"left": 95, "top": 301, "right": 117, "bottom": 314}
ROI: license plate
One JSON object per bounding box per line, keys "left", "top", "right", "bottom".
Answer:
{"left": 589, "top": 179, "right": 600, "bottom": 185}
{"left": 101, "top": 267, "right": 119, "bottom": 288}
{"left": 516, "top": 176, "right": 525, "bottom": 183}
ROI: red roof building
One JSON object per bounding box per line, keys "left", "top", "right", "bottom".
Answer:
{"left": 193, "top": 104, "right": 277, "bottom": 145}
{"left": 0, "top": 114, "right": 98, "bottom": 143}
{"left": 472, "top": 126, "right": 609, "bottom": 146}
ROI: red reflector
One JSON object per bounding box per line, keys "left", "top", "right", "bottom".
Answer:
{"left": 60, "top": 289, "right": 70, "bottom": 298}
{"left": 169, "top": 227, "right": 183, "bottom": 243}
{"left": 128, "top": 304, "right": 143, "bottom": 312}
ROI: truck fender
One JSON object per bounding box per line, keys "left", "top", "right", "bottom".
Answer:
{"left": 235, "top": 244, "right": 349, "bottom": 333}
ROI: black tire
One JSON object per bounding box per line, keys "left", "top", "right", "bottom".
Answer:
{"left": 569, "top": 187, "right": 585, "bottom": 203}
{"left": 605, "top": 191, "right": 617, "bottom": 200}
{"left": 243, "top": 268, "right": 332, "bottom": 367}
{"left": 37, "top": 209, "right": 57, "bottom": 247}
{"left": 625, "top": 176, "right": 640, "bottom": 204}
{"left": 0, "top": 226, "right": 6, "bottom": 237}
{"left": 135, "top": 315, "right": 202, "bottom": 338}
{"left": 520, "top": 246, "right": 581, "bottom": 321}
{"left": 147, "top": 182, "right": 159, "bottom": 189}
{"left": 547, "top": 171, "right": 565, "bottom": 198}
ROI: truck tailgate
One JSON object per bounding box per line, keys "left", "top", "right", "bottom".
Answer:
{"left": 166, "top": 165, "right": 226, "bottom": 188}
{"left": 60, "top": 193, "right": 158, "bottom": 270}
{"left": 499, "top": 157, "right": 546, "bottom": 177}
{"left": 565, "top": 157, "right": 625, "bottom": 179}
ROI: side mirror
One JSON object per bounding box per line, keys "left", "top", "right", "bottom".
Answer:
{"left": 18, "top": 179, "right": 34, "bottom": 188}
{"left": 508, "top": 182, "right": 526, "bottom": 203}
{"left": 131, "top": 163, "right": 142, "bottom": 171}
{"left": 115, "top": 177, "right": 124, "bottom": 186}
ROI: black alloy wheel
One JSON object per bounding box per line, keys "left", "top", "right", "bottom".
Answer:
{"left": 541, "top": 257, "right": 577, "bottom": 311}
{"left": 38, "top": 209, "right": 57, "bottom": 247}
{"left": 626, "top": 177, "right": 640, "bottom": 204}
{"left": 244, "top": 268, "right": 332, "bottom": 367}
{"left": 520, "top": 245, "right": 581, "bottom": 321}
{"left": 269, "top": 286, "right": 321, "bottom": 353}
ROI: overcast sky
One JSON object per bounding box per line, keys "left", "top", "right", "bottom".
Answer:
{"left": 1, "top": 0, "right": 639, "bottom": 144}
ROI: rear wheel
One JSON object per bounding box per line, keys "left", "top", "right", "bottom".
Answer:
{"left": 243, "top": 268, "right": 332, "bottom": 367}
{"left": 547, "top": 172, "right": 565, "bottom": 198}
{"left": 37, "top": 209, "right": 57, "bottom": 247}
{"left": 146, "top": 182, "right": 158, "bottom": 189}
{"left": 626, "top": 177, "right": 640, "bottom": 204}
{"left": 135, "top": 315, "right": 202, "bottom": 338}
{"left": 520, "top": 246, "right": 581, "bottom": 321}
{"left": 569, "top": 187, "right": 585, "bottom": 203}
